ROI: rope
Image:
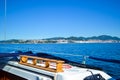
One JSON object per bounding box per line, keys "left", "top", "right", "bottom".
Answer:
{"left": 89, "top": 56, "right": 120, "bottom": 64}
{"left": 35, "top": 51, "right": 120, "bottom": 64}
{"left": 35, "top": 50, "right": 88, "bottom": 57}
{"left": 4, "top": 0, "right": 7, "bottom": 40}
{"left": 1, "top": 46, "right": 120, "bottom": 64}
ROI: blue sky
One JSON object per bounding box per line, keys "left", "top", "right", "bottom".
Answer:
{"left": 0, "top": 0, "right": 120, "bottom": 40}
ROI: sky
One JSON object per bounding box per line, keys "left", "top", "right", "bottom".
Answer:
{"left": 0, "top": 0, "right": 120, "bottom": 40}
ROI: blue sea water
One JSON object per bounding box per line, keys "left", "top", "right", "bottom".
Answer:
{"left": 0, "top": 43, "right": 120, "bottom": 79}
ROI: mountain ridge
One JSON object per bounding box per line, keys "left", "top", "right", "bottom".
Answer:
{"left": 0, "top": 35, "right": 120, "bottom": 43}
{"left": 45, "top": 35, "right": 120, "bottom": 40}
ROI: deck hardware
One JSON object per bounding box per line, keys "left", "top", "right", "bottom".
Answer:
{"left": 19, "top": 55, "right": 64, "bottom": 72}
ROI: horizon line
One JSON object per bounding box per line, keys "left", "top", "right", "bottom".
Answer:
{"left": 1, "top": 35, "right": 120, "bottom": 41}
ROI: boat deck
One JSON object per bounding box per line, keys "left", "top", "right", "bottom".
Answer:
{"left": 0, "top": 70, "right": 27, "bottom": 80}
{"left": 0, "top": 55, "right": 114, "bottom": 80}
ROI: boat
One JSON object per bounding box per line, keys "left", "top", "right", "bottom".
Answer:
{"left": 0, "top": 0, "right": 117, "bottom": 79}
{"left": 0, "top": 51, "right": 115, "bottom": 80}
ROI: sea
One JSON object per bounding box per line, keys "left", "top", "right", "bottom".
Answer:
{"left": 0, "top": 43, "right": 120, "bottom": 79}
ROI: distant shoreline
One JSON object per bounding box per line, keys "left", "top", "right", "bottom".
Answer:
{"left": 0, "top": 39, "right": 120, "bottom": 44}
{"left": 0, "top": 35, "right": 120, "bottom": 44}
{"left": 0, "top": 43, "right": 120, "bottom": 44}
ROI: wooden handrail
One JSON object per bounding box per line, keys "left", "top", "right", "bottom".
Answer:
{"left": 19, "top": 55, "right": 65, "bottom": 72}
